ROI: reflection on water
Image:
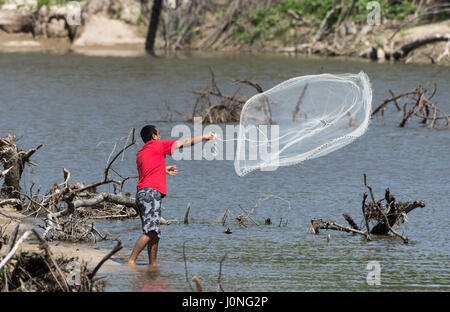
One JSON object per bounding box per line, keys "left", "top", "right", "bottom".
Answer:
{"left": 0, "top": 52, "right": 449, "bottom": 291}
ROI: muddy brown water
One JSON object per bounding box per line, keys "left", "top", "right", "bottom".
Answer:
{"left": 0, "top": 52, "right": 449, "bottom": 291}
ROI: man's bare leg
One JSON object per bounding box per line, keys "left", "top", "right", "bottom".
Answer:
{"left": 147, "top": 232, "right": 159, "bottom": 266}
{"left": 125, "top": 233, "right": 151, "bottom": 266}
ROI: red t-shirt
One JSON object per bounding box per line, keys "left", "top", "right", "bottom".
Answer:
{"left": 136, "top": 140, "right": 177, "bottom": 195}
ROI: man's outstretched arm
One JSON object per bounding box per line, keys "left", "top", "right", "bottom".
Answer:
{"left": 175, "top": 133, "right": 214, "bottom": 149}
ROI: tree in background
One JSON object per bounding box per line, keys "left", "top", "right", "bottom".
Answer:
{"left": 145, "top": 0, "right": 163, "bottom": 55}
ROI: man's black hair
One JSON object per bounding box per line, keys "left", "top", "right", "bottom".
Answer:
{"left": 140, "top": 125, "right": 158, "bottom": 143}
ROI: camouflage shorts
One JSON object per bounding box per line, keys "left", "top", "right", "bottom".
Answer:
{"left": 136, "top": 188, "right": 162, "bottom": 238}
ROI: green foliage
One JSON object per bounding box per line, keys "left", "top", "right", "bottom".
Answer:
{"left": 137, "top": 12, "right": 146, "bottom": 25}
{"left": 174, "top": 20, "right": 180, "bottom": 31}
{"left": 217, "top": 7, "right": 226, "bottom": 17}
{"left": 197, "top": 14, "right": 205, "bottom": 24}
{"left": 384, "top": 1, "right": 417, "bottom": 20}
{"left": 37, "top": 0, "right": 73, "bottom": 9}
{"left": 375, "top": 36, "right": 382, "bottom": 47}
{"left": 234, "top": 0, "right": 338, "bottom": 44}
{"left": 37, "top": 0, "right": 51, "bottom": 9}
{"left": 352, "top": 0, "right": 417, "bottom": 21}
{"left": 276, "top": 0, "right": 339, "bottom": 22}
{"left": 233, "top": 0, "right": 421, "bottom": 44}
{"left": 54, "top": 0, "right": 69, "bottom": 5}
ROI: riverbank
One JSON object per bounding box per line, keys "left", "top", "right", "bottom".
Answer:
{"left": 0, "top": 0, "right": 448, "bottom": 64}
{"left": 0, "top": 204, "right": 126, "bottom": 275}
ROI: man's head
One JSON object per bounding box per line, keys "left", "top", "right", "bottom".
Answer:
{"left": 140, "top": 125, "right": 161, "bottom": 143}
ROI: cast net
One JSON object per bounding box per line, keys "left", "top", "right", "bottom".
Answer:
{"left": 234, "top": 71, "right": 372, "bottom": 176}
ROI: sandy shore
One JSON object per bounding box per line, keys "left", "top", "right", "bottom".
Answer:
{"left": 0, "top": 13, "right": 148, "bottom": 57}
{"left": 0, "top": 205, "right": 126, "bottom": 273}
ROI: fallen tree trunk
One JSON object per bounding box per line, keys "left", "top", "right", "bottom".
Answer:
{"left": 0, "top": 199, "right": 22, "bottom": 207}
{"left": 72, "top": 192, "right": 137, "bottom": 211}
{"left": 393, "top": 34, "right": 450, "bottom": 60}
{"left": 51, "top": 191, "right": 171, "bottom": 224}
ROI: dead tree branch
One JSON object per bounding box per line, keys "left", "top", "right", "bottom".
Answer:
{"left": 88, "top": 240, "right": 122, "bottom": 280}
{"left": 184, "top": 202, "right": 191, "bottom": 224}
{"left": 310, "top": 218, "right": 367, "bottom": 236}
{"left": 372, "top": 86, "right": 449, "bottom": 128}
{"left": 310, "top": 174, "right": 425, "bottom": 244}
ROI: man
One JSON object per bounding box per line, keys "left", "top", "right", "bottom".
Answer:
{"left": 125, "top": 125, "right": 214, "bottom": 266}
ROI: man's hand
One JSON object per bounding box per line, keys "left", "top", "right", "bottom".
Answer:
{"left": 203, "top": 132, "right": 216, "bottom": 141}
{"left": 166, "top": 165, "right": 178, "bottom": 176}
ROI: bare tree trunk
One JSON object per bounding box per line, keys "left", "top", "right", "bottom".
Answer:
{"left": 370, "top": 200, "right": 426, "bottom": 235}
{"left": 145, "top": 0, "right": 163, "bottom": 55}
{"left": 0, "top": 134, "right": 43, "bottom": 200}
{"left": 0, "top": 135, "right": 23, "bottom": 199}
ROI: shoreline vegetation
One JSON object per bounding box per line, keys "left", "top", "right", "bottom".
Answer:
{"left": 0, "top": 0, "right": 448, "bottom": 64}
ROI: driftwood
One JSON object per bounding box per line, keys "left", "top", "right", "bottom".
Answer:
{"left": 362, "top": 174, "right": 409, "bottom": 243}
{"left": 0, "top": 228, "right": 121, "bottom": 292}
{"left": 310, "top": 218, "right": 367, "bottom": 236}
{"left": 164, "top": 68, "right": 270, "bottom": 124}
{"left": 217, "top": 194, "right": 290, "bottom": 231}
{"left": 0, "top": 198, "right": 22, "bottom": 207}
{"left": 342, "top": 213, "right": 359, "bottom": 231}
{"left": 310, "top": 174, "right": 426, "bottom": 244}
{"left": 237, "top": 204, "right": 259, "bottom": 226}
{"left": 190, "top": 68, "right": 247, "bottom": 123}
{"left": 216, "top": 253, "right": 227, "bottom": 292}
{"left": 0, "top": 167, "right": 12, "bottom": 181}
{"left": 372, "top": 85, "right": 449, "bottom": 128}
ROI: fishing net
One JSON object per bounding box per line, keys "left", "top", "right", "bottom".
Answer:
{"left": 234, "top": 71, "right": 372, "bottom": 176}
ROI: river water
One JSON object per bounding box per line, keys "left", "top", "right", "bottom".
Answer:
{"left": 0, "top": 52, "right": 449, "bottom": 291}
